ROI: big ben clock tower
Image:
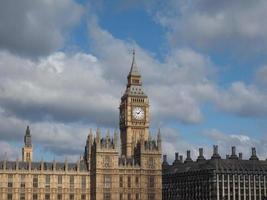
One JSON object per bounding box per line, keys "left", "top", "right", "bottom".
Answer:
{"left": 120, "top": 51, "right": 150, "bottom": 157}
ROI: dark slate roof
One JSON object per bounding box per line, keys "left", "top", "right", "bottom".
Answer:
{"left": 0, "top": 160, "right": 88, "bottom": 172}
{"left": 163, "top": 158, "right": 267, "bottom": 175}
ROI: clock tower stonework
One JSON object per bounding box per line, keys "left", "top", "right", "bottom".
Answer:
{"left": 120, "top": 51, "right": 150, "bottom": 157}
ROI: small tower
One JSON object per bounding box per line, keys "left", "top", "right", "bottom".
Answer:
{"left": 22, "top": 126, "right": 33, "bottom": 162}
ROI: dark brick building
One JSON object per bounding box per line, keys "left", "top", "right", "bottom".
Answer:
{"left": 163, "top": 145, "right": 267, "bottom": 200}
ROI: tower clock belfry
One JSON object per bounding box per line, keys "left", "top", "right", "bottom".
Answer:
{"left": 120, "top": 51, "right": 150, "bottom": 157}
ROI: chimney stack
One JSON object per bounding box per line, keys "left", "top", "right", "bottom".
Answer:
{"left": 230, "top": 146, "right": 238, "bottom": 159}
{"left": 197, "top": 148, "right": 205, "bottom": 162}
{"left": 184, "top": 150, "right": 193, "bottom": 163}
{"left": 211, "top": 145, "right": 221, "bottom": 159}
{"left": 249, "top": 147, "right": 259, "bottom": 161}
{"left": 238, "top": 153, "right": 243, "bottom": 160}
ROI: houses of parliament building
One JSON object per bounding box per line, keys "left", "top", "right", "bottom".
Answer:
{"left": 0, "top": 52, "right": 162, "bottom": 200}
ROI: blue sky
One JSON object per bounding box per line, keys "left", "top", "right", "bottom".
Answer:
{"left": 1, "top": 0, "right": 267, "bottom": 162}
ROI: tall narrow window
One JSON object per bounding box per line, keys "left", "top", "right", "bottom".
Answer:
{"left": 148, "top": 176, "right": 155, "bottom": 188}
{"left": 20, "top": 175, "right": 26, "bottom": 200}
{"left": 33, "top": 175, "right": 38, "bottom": 188}
{"left": 148, "top": 193, "right": 155, "bottom": 200}
{"left": 70, "top": 175, "right": 74, "bottom": 193}
{"left": 136, "top": 193, "right": 139, "bottom": 200}
{"left": 128, "top": 176, "right": 131, "bottom": 188}
{"left": 81, "top": 176, "right": 86, "bottom": 189}
{"left": 103, "top": 193, "right": 111, "bottom": 200}
{"left": 20, "top": 175, "right": 25, "bottom": 188}
{"left": 104, "top": 175, "right": 111, "bottom": 188}
{"left": 135, "top": 176, "right": 139, "bottom": 186}
{"left": 45, "top": 175, "right": 50, "bottom": 193}
{"left": 45, "top": 194, "right": 50, "bottom": 200}
{"left": 120, "top": 176, "right": 123, "bottom": 187}
{"left": 7, "top": 194, "right": 12, "bottom": 200}
{"left": 33, "top": 194, "right": 38, "bottom": 200}
{"left": 58, "top": 175, "right": 62, "bottom": 185}
{"left": 8, "top": 174, "right": 13, "bottom": 188}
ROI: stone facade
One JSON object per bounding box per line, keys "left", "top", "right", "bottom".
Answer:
{"left": 0, "top": 52, "right": 162, "bottom": 200}
{"left": 163, "top": 145, "right": 267, "bottom": 200}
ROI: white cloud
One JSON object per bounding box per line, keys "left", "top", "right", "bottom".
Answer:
{"left": 214, "top": 82, "right": 267, "bottom": 117}
{"left": 0, "top": 141, "right": 19, "bottom": 160}
{"left": 0, "top": 0, "right": 84, "bottom": 57}
{"left": 255, "top": 65, "right": 267, "bottom": 86}
{"left": 149, "top": 0, "right": 267, "bottom": 54}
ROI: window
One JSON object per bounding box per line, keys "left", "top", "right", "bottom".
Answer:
{"left": 148, "top": 193, "right": 155, "bottom": 200}
{"left": 20, "top": 193, "right": 25, "bottom": 200}
{"left": 135, "top": 176, "right": 139, "bottom": 185}
{"left": 148, "top": 176, "right": 155, "bottom": 188}
{"left": 33, "top": 175, "right": 38, "bottom": 188}
{"left": 120, "top": 193, "right": 123, "bottom": 200}
{"left": 81, "top": 176, "right": 86, "bottom": 189}
{"left": 58, "top": 175, "right": 62, "bottom": 185}
{"left": 26, "top": 153, "right": 30, "bottom": 161}
{"left": 136, "top": 193, "right": 139, "bottom": 200}
{"left": 7, "top": 194, "right": 12, "bottom": 200}
{"left": 69, "top": 194, "right": 74, "bottom": 200}
{"left": 8, "top": 174, "right": 13, "bottom": 188}
{"left": 20, "top": 175, "right": 25, "bottom": 188}
{"left": 45, "top": 175, "right": 50, "bottom": 191}
{"left": 120, "top": 176, "right": 123, "bottom": 187}
{"left": 70, "top": 176, "right": 74, "bottom": 187}
{"left": 104, "top": 156, "right": 110, "bottom": 167}
{"left": 128, "top": 193, "right": 131, "bottom": 200}
{"left": 128, "top": 176, "right": 131, "bottom": 188}
{"left": 46, "top": 175, "right": 50, "bottom": 184}
{"left": 45, "top": 194, "right": 50, "bottom": 200}
{"left": 103, "top": 193, "right": 111, "bottom": 200}
{"left": 81, "top": 194, "right": 86, "bottom": 200}
{"left": 104, "top": 175, "right": 111, "bottom": 188}
{"left": 33, "top": 194, "right": 38, "bottom": 200}
{"left": 57, "top": 194, "right": 62, "bottom": 200}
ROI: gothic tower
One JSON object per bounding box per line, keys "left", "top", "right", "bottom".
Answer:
{"left": 120, "top": 51, "right": 150, "bottom": 157}
{"left": 22, "top": 126, "right": 33, "bottom": 162}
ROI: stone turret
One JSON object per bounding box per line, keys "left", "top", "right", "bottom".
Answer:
{"left": 22, "top": 126, "right": 33, "bottom": 162}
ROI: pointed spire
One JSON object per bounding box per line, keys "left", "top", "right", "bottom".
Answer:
{"left": 26, "top": 125, "right": 30, "bottom": 135}
{"left": 106, "top": 129, "right": 110, "bottom": 139}
{"left": 157, "top": 128, "right": 162, "bottom": 151}
{"left": 128, "top": 49, "right": 140, "bottom": 77}
{"left": 96, "top": 128, "right": 101, "bottom": 143}
{"left": 157, "top": 128, "right": 161, "bottom": 141}
{"left": 114, "top": 129, "right": 118, "bottom": 147}
{"left": 24, "top": 126, "right": 32, "bottom": 147}
{"left": 88, "top": 128, "right": 93, "bottom": 138}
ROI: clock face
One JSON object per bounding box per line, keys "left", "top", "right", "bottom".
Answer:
{"left": 132, "top": 107, "right": 145, "bottom": 120}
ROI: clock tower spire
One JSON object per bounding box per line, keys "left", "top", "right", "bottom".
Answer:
{"left": 120, "top": 51, "right": 150, "bottom": 157}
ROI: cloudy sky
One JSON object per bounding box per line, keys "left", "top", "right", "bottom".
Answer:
{"left": 1, "top": 0, "right": 267, "bottom": 162}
